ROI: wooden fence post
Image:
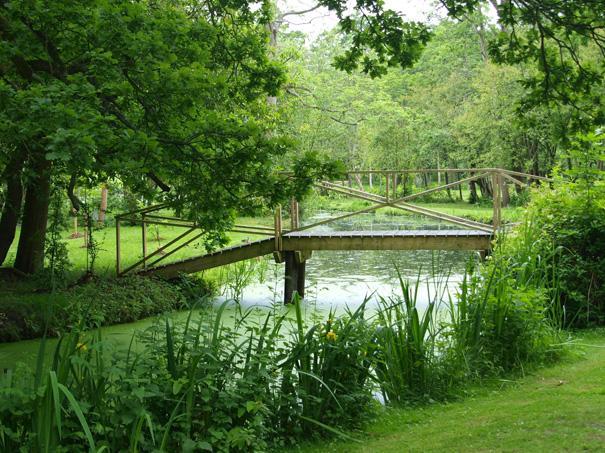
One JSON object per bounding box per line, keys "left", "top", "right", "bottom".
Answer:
{"left": 290, "top": 198, "right": 299, "bottom": 230}
{"left": 116, "top": 217, "right": 121, "bottom": 276}
{"left": 385, "top": 171, "right": 390, "bottom": 202}
{"left": 274, "top": 205, "right": 282, "bottom": 251}
{"left": 492, "top": 171, "right": 501, "bottom": 232}
{"left": 142, "top": 213, "right": 147, "bottom": 269}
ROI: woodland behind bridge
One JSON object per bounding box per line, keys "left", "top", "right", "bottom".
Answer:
{"left": 1, "top": 0, "right": 603, "bottom": 276}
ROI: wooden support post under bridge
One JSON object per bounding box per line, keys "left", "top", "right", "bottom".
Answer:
{"left": 284, "top": 199, "right": 307, "bottom": 304}
{"left": 284, "top": 249, "right": 310, "bottom": 304}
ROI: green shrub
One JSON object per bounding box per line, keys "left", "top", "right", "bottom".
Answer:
{"left": 528, "top": 185, "right": 605, "bottom": 326}
{"left": 0, "top": 275, "right": 214, "bottom": 342}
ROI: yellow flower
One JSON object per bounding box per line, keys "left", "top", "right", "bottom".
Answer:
{"left": 326, "top": 330, "right": 337, "bottom": 341}
{"left": 76, "top": 342, "right": 87, "bottom": 352}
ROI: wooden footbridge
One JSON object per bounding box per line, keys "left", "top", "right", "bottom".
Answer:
{"left": 115, "top": 168, "right": 549, "bottom": 303}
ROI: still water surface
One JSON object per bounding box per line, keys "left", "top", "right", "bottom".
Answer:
{"left": 223, "top": 210, "right": 476, "bottom": 311}
{"left": 0, "top": 211, "right": 477, "bottom": 368}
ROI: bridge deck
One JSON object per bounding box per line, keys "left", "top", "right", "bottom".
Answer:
{"left": 283, "top": 229, "right": 491, "bottom": 251}
{"left": 138, "top": 229, "right": 492, "bottom": 279}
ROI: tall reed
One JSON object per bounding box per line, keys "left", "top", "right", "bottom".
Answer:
{"left": 373, "top": 272, "right": 451, "bottom": 404}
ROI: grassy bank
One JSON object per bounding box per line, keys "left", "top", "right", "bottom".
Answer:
{"left": 294, "top": 328, "right": 605, "bottom": 452}
{"left": 2, "top": 214, "right": 273, "bottom": 279}
{"left": 0, "top": 215, "right": 272, "bottom": 342}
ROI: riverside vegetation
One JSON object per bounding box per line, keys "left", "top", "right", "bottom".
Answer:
{"left": 1, "top": 1, "right": 605, "bottom": 450}
{"left": 1, "top": 147, "right": 604, "bottom": 451}
{"left": 4, "top": 168, "right": 604, "bottom": 450}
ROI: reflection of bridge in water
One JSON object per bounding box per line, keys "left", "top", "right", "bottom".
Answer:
{"left": 116, "top": 168, "right": 550, "bottom": 303}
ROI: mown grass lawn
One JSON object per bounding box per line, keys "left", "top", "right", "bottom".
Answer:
{"left": 2, "top": 214, "right": 274, "bottom": 280}
{"left": 294, "top": 329, "right": 605, "bottom": 452}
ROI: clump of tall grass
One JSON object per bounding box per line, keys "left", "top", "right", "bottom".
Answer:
{"left": 278, "top": 295, "right": 376, "bottom": 438}
{"left": 373, "top": 275, "right": 449, "bottom": 404}
{"left": 445, "top": 219, "right": 563, "bottom": 378}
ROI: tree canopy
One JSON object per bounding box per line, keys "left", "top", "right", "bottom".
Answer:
{"left": 1, "top": 0, "right": 604, "bottom": 274}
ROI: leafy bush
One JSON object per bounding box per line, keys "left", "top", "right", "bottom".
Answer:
{"left": 0, "top": 275, "right": 213, "bottom": 342}
{"left": 0, "top": 300, "right": 378, "bottom": 451}
{"left": 528, "top": 184, "right": 605, "bottom": 326}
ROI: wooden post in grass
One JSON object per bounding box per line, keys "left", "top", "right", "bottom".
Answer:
{"left": 385, "top": 171, "right": 390, "bottom": 202}
{"left": 492, "top": 171, "right": 501, "bottom": 232}
{"left": 142, "top": 213, "right": 148, "bottom": 269}
{"left": 115, "top": 217, "right": 121, "bottom": 276}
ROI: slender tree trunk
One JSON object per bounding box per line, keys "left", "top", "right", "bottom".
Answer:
{"left": 354, "top": 173, "right": 364, "bottom": 191}
{"left": 501, "top": 181, "right": 510, "bottom": 207}
{"left": 98, "top": 184, "right": 108, "bottom": 224}
{"left": 14, "top": 156, "right": 52, "bottom": 274}
{"left": 0, "top": 154, "right": 24, "bottom": 265}
{"left": 445, "top": 171, "right": 453, "bottom": 200}
{"left": 469, "top": 179, "right": 478, "bottom": 204}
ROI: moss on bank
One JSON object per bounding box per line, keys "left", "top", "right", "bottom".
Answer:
{"left": 0, "top": 274, "right": 215, "bottom": 342}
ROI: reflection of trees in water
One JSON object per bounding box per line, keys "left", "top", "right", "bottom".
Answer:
{"left": 299, "top": 211, "right": 473, "bottom": 285}
{"left": 306, "top": 249, "right": 472, "bottom": 284}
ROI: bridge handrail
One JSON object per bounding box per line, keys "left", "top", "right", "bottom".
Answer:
{"left": 116, "top": 168, "right": 549, "bottom": 276}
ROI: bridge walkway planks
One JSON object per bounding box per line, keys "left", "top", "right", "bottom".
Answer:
{"left": 138, "top": 229, "right": 492, "bottom": 279}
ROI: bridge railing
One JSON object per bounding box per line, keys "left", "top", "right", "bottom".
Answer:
{"left": 115, "top": 168, "right": 550, "bottom": 276}
{"left": 297, "top": 168, "right": 551, "bottom": 235}
{"left": 115, "top": 204, "right": 279, "bottom": 276}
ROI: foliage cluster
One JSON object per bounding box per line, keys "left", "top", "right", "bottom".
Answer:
{"left": 505, "top": 134, "right": 605, "bottom": 327}
{"left": 280, "top": 20, "right": 568, "bottom": 179}
{"left": 0, "top": 275, "right": 214, "bottom": 343}
{"left": 0, "top": 246, "right": 563, "bottom": 451}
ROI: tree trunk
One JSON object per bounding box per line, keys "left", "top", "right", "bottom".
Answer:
{"left": 354, "top": 173, "right": 364, "bottom": 191}
{"left": 477, "top": 177, "right": 493, "bottom": 199}
{"left": 14, "top": 156, "right": 52, "bottom": 274}
{"left": 98, "top": 184, "right": 108, "bottom": 224}
{"left": 469, "top": 179, "right": 478, "bottom": 204}
{"left": 0, "top": 154, "right": 24, "bottom": 265}
{"left": 501, "top": 181, "right": 510, "bottom": 207}
{"left": 445, "top": 171, "right": 452, "bottom": 200}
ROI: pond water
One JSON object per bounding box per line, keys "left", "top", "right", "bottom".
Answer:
{"left": 0, "top": 211, "right": 477, "bottom": 370}
{"left": 218, "top": 210, "right": 477, "bottom": 312}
